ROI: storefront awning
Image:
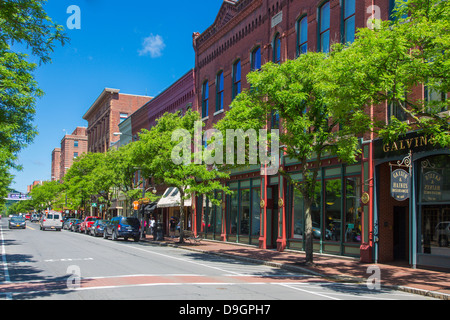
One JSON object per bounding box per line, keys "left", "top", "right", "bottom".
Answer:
{"left": 157, "top": 187, "right": 192, "bottom": 208}
{"left": 143, "top": 202, "right": 157, "bottom": 213}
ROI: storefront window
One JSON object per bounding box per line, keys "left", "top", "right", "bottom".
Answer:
{"left": 420, "top": 155, "right": 450, "bottom": 257}
{"left": 214, "top": 192, "right": 223, "bottom": 234}
{"left": 344, "top": 176, "right": 362, "bottom": 243}
{"left": 251, "top": 188, "right": 261, "bottom": 236}
{"left": 292, "top": 188, "right": 304, "bottom": 239}
{"left": 229, "top": 192, "right": 238, "bottom": 234}
{"left": 324, "top": 179, "right": 342, "bottom": 242}
{"left": 240, "top": 189, "right": 250, "bottom": 235}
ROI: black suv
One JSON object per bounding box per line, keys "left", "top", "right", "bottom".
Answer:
{"left": 104, "top": 216, "right": 140, "bottom": 242}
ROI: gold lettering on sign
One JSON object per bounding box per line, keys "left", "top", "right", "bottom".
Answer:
{"left": 382, "top": 135, "right": 430, "bottom": 154}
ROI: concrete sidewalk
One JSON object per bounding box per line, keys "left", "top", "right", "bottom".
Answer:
{"left": 142, "top": 235, "right": 450, "bottom": 300}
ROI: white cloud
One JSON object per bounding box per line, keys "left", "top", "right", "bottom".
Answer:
{"left": 138, "top": 34, "right": 166, "bottom": 58}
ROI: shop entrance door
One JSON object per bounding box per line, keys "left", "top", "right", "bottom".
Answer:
{"left": 393, "top": 206, "right": 408, "bottom": 261}
{"left": 266, "top": 185, "right": 279, "bottom": 249}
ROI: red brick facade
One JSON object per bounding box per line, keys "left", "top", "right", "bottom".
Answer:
{"left": 51, "top": 148, "right": 61, "bottom": 181}
{"left": 83, "top": 89, "right": 152, "bottom": 153}
{"left": 131, "top": 69, "right": 197, "bottom": 137}
{"left": 59, "top": 127, "right": 88, "bottom": 180}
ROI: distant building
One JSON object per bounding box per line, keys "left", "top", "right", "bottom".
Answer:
{"left": 51, "top": 148, "right": 61, "bottom": 181}
{"left": 59, "top": 127, "right": 88, "bottom": 180}
{"left": 82, "top": 88, "right": 152, "bottom": 153}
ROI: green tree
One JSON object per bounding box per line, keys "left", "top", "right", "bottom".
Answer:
{"left": 331, "top": 0, "right": 449, "bottom": 146}
{"left": 64, "top": 153, "right": 105, "bottom": 214}
{"left": 0, "top": 0, "right": 67, "bottom": 199}
{"left": 215, "top": 53, "right": 368, "bottom": 264}
{"left": 134, "top": 111, "right": 231, "bottom": 243}
{"left": 29, "top": 180, "right": 64, "bottom": 211}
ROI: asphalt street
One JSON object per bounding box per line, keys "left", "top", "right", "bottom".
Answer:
{"left": 0, "top": 218, "right": 437, "bottom": 302}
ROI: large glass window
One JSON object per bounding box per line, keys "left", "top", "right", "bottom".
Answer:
{"left": 324, "top": 179, "right": 342, "bottom": 242}
{"left": 251, "top": 188, "right": 261, "bottom": 236}
{"left": 419, "top": 155, "right": 450, "bottom": 257}
{"left": 291, "top": 180, "right": 322, "bottom": 241}
{"left": 319, "top": 2, "right": 330, "bottom": 53}
{"left": 344, "top": 176, "right": 362, "bottom": 243}
{"left": 292, "top": 188, "right": 304, "bottom": 239}
{"left": 216, "top": 71, "right": 224, "bottom": 111}
{"left": 297, "top": 16, "right": 308, "bottom": 55}
{"left": 240, "top": 189, "right": 250, "bottom": 235}
{"left": 389, "top": 101, "right": 408, "bottom": 122}
{"left": 232, "top": 60, "right": 241, "bottom": 99}
{"left": 343, "top": 0, "right": 355, "bottom": 44}
{"left": 202, "top": 81, "right": 209, "bottom": 118}
{"left": 214, "top": 191, "right": 223, "bottom": 234}
{"left": 229, "top": 191, "right": 238, "bottom": 234}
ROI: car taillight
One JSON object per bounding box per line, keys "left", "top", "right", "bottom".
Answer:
{"left": 43, "top": 219, "right": 46, "bottom": 222}
{"left": 97, "top": 225, "right": 100, "bottom": 229}
{"left": 117, "top": 225, "right": 121, "bottom": 231}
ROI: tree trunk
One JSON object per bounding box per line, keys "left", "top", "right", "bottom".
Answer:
{"left": 304, "top": 199, "right": 314, "bottom": 265}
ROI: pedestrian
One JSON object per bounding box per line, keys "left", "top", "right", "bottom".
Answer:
{"left": 150, "top": 216, "right": 156, "bottom": 240}
{"left": 169, "top": 217, "right": 176, "bottom": 238}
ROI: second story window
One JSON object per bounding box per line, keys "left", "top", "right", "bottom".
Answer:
{"left": 273, "top": 34, "right": 281, "bottom": 64}
{"left": 74, "top": 140, "right": 79, "bottom": 147}
{"left": 119, "top": 113, "right": 128, "bottom": 124}
{"left": 232, "top": 60, "right": 241, "bottom": 99}
{"left": 216, "top": 71, "right": 224, "bottom": 111}
{"left": 319, "top": 1, "right": 330, "bottom": 53}
{"left": 202, "top": 81, "right": 209, "bottom": 118}
{"left": 343, "top": 0, "right": 355, "bottom": 44}
{"left": 251, "top": 47, "right": 261, "bottom": 71}
{"left": 297, "top": 16, "right": 308, "bottom": 55}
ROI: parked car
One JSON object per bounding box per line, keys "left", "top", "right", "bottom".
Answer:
{"left": 71, "top": 219, "right": 82, "bottom": 232}
{"left": 40, "top": 212, "right": 63, "bottom": 231}
{"left": 25, "top": 213, "right": 31, "bottom": 221}
{"left": 79, "top": 216, "right": 101, "bottom": 234}
{"left": 31, "top": 214, "right": 40, "bottom": 223}
{"left": 9, "top": 216, "right": 26, "bottom": 229}
{"left": 63, "top": 218, "right": 76, "bottom": 230}
{"left": 90, "top": 219, "right": 111, "bottom": 237}
{"left": 435, "top": 221, "right": 450, "bottom": 247}
{"left": 104, "top": 216, "right": 140, "bottom": 242}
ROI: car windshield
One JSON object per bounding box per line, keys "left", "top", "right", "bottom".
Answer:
{"left": 87, "top": 217, "right": 99, "bottom": 222}
{"left": 121, "top": 217, "right": 140, "bottom": 227}
{"left": 11, "top": 217, "right": 25, "bottom": 222}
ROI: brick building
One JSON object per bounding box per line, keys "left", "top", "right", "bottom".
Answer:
{"left": 190, "top": 0, "right": 449, "bottom": 270}
{"left": 51, "top": 148, "right": 61, "bottom": 181}
{"left": 59, "top": 127, "right": 88, "bottom": 180}
{"left": 131, "top": 69, "right": 196, "bottom": 137}
{"left": 126, "top": 69, "right": 197, "bottom": 233}
{"left": 83, "top": 88, "right": 152, "bottom": 153}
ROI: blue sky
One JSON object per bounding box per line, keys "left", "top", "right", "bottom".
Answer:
{"left": 11, "top": 0, "right": 224, "bottom": 193}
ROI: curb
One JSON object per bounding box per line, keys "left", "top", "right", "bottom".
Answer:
{"left": 142, "top": 238, "right": 449, "bottom": 300}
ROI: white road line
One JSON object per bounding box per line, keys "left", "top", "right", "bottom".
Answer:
{"left": 0, "top": 225, "right": 11, "bottom": 284}
{"left": 73, "top": 232, "right": 246, "bottom": 276}
{"left": 279, "top": 283, "right": 341, "bottom": 300}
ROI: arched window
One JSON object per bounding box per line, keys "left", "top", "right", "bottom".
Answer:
{"left": 297, "top": 16, "right": 308, "bottom": 55}
{"left": 251, "top": 46, "right": 261, "bottom": 71}
{"left": 202, "top": 80, "right": 209, "bottom": 118}
{"left": 319, "top": 1, "right": 330, "bottom": 53}
{"left": 273, "top": 33, "right": 281, "bottom": 64}
{"left": 232, "top": 60, "right": 241, "bottom": 99}
{"left": 216, "top": 71, "right": 224, "bottom": 111}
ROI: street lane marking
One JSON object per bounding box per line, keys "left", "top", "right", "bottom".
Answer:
{"left": 26, "top": 225, "right": 35, "bottom": 230}
{"left": 0, "top": 225, "right": 11, "bottom": 284}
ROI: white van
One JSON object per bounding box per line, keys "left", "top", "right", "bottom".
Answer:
{"left": 40, "top": 212, "right": 63, "bottom": 231}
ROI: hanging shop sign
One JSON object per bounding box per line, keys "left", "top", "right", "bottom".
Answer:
{"left": 391, "top": 169, "right": 410, "bottom": 201}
